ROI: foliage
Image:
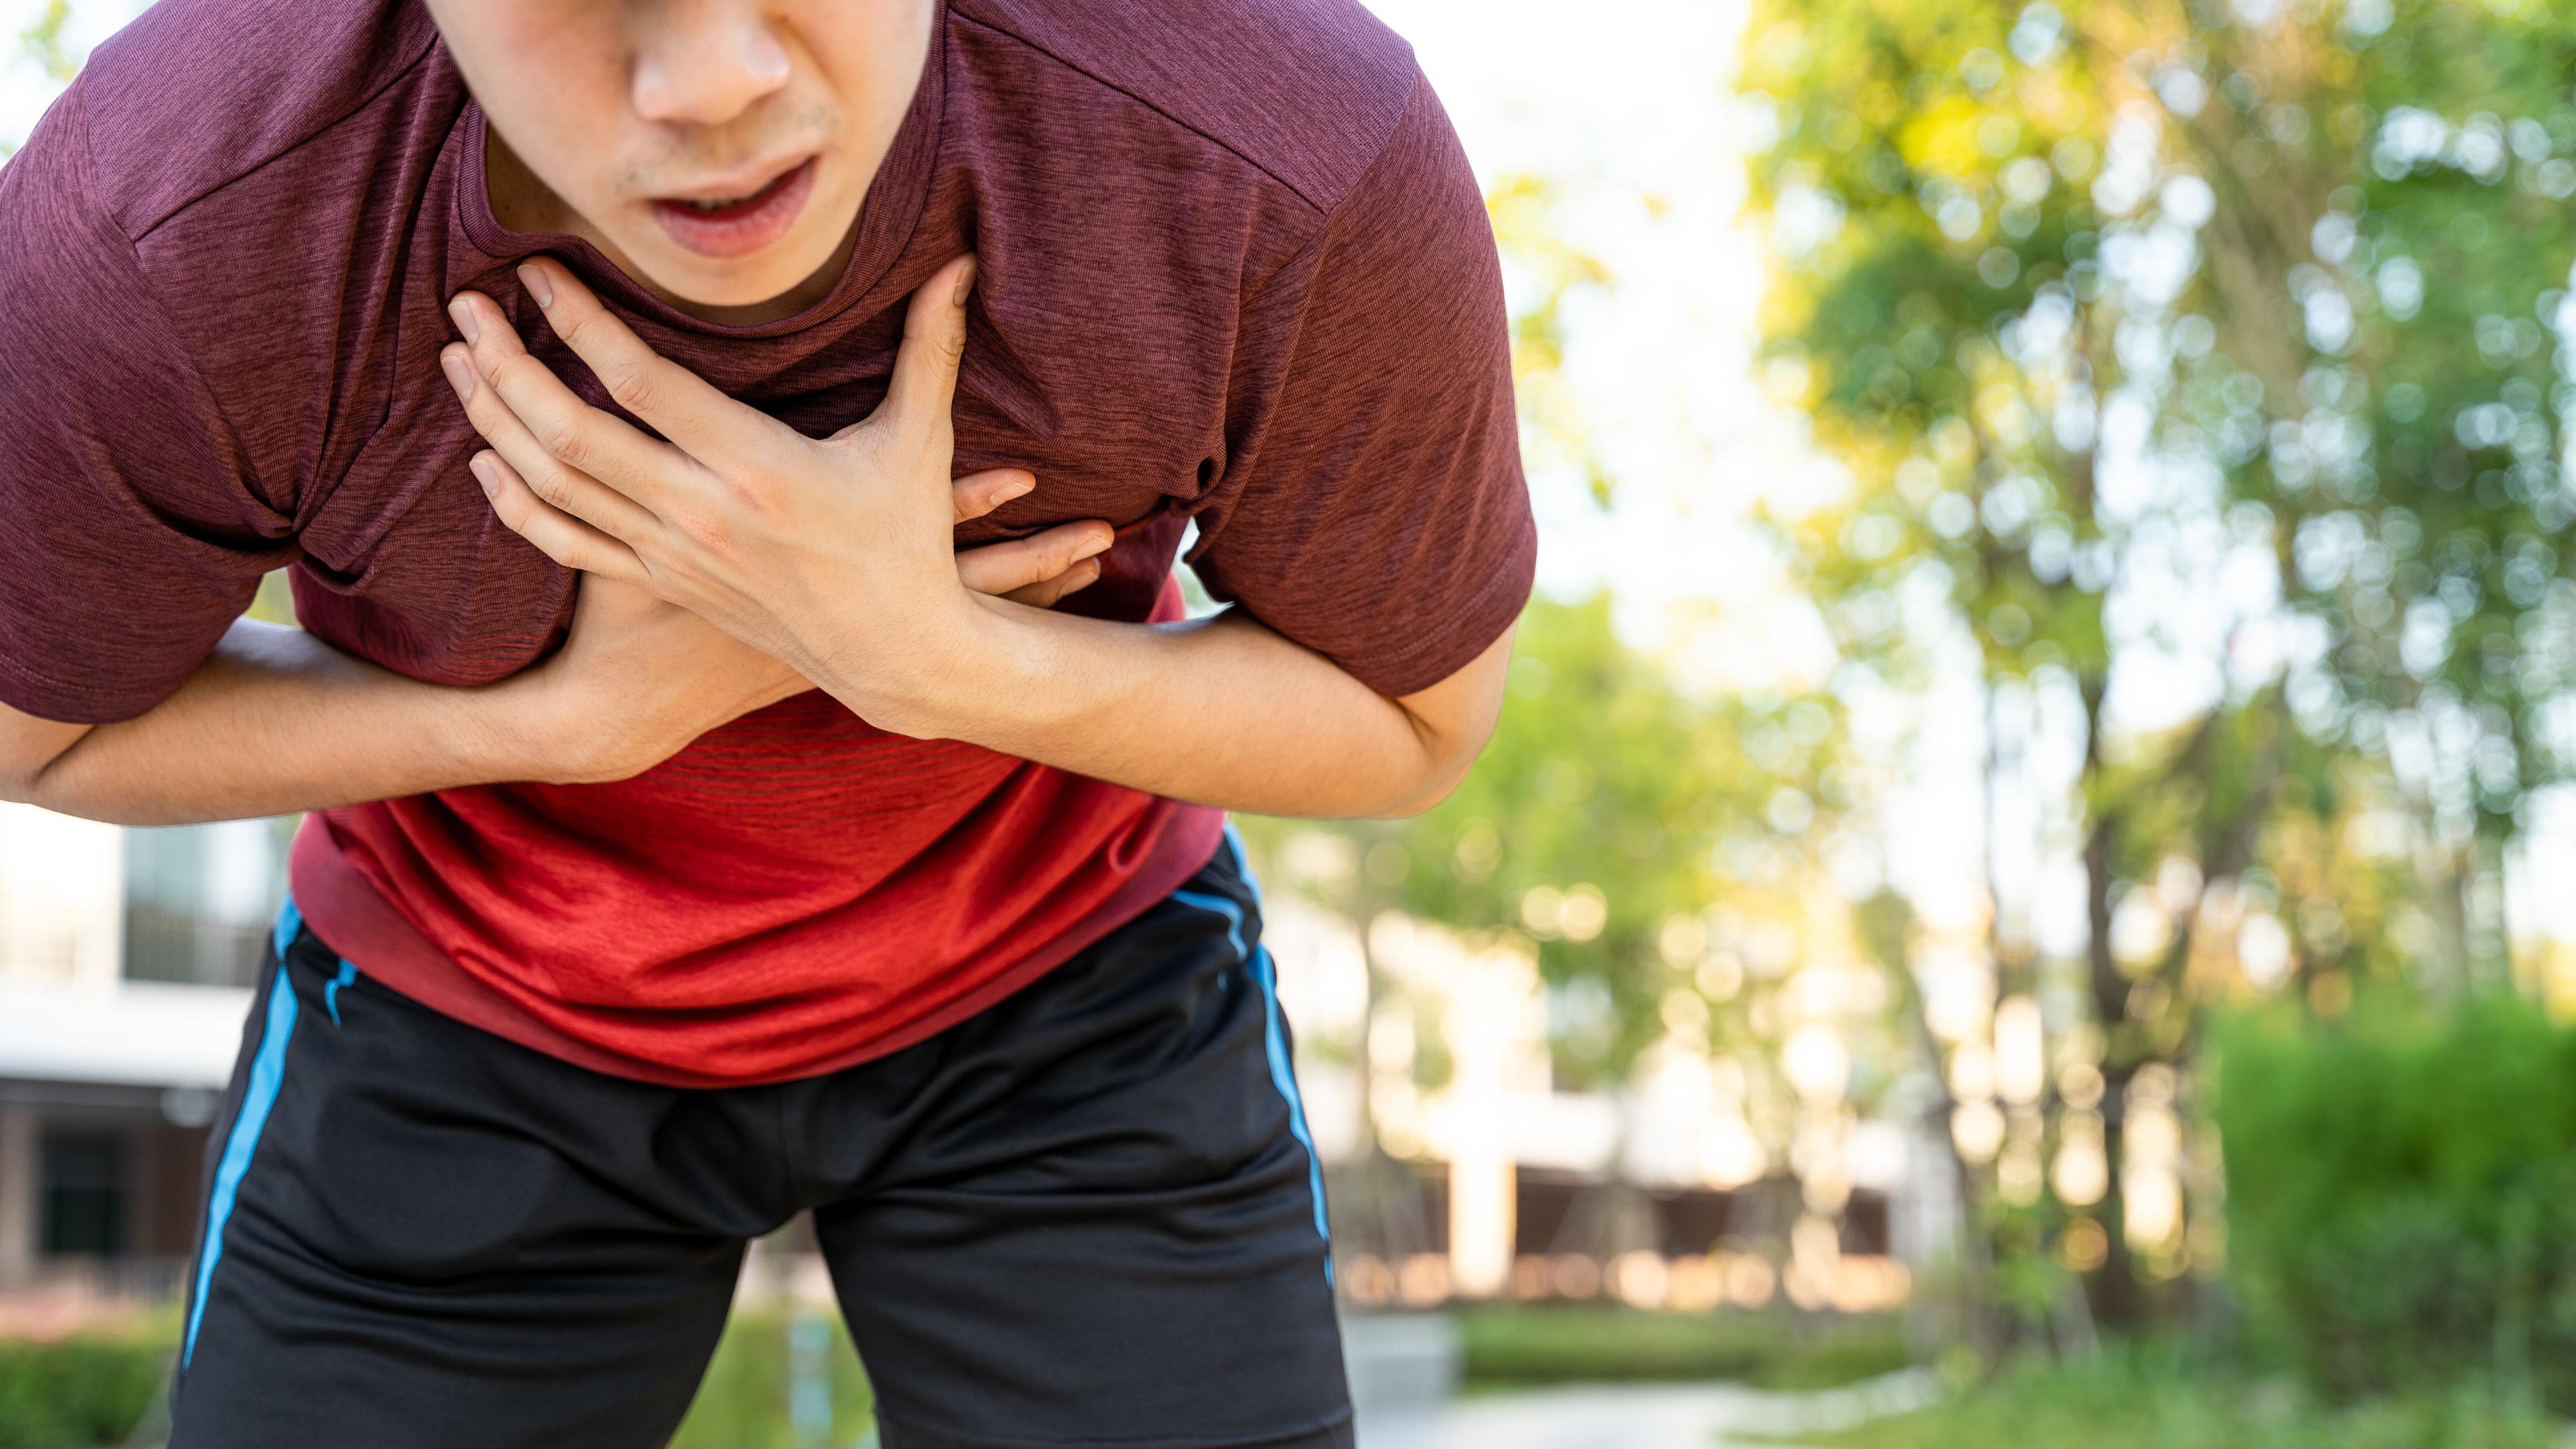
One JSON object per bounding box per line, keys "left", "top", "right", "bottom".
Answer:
{"left": 1743, "top": 0, "right": 2576, "bottom": 1336}
{"left": 1244, "top": 592, "right": 1842, "bottom": 1087}
{"left": 1783, "top": 1340, "right": 2563, "bottom": 1449}
{"left": 0, "top": 1330, "right": 168, "bottom": 1449}
{"left": 17, "top": 1, "right": 78, "bottom": 86}
{"left": 1453, "top": 1304, "right": 1909, "bottom": 1390}
{"left": 1748, "top": 0, "right": 2576, "bottom": 876}
{"left": 1488, "top": 173, "right": 1617, "bottom": 506}
{"left": 2216, "top": 994, "right": 2576, "bottom": 1410}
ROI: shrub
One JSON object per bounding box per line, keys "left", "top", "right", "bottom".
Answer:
{"left": 0, "top": 1332, "right": 170, "bottom": 1448}
{"left": 2216, "top": 994, "right": 2576, "bottom": 1411}
{"left": 0, "top": 1309, "right": 869, "bottom": 1448}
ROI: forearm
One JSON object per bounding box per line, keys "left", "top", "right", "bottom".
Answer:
{"left": 862, "top": 603, "right": 1498, "bottom": 819}
{"left": 21, "top": 619, "right": 533, "bottom": 826}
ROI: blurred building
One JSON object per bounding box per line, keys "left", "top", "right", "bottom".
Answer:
{"left": 2, "top": 804, "right": 1948, "bottom": 1321}
{"left": 0, "top": 807, "right": 285, "bottom": 1303}
{"left": 1265, "top": 891, "right": 1945, "bottom": 1314}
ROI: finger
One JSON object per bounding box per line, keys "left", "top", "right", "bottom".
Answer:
{"left": 448, "top": 290, "right": 690, "bottom": 508}
{"left": 951, "top": 467, "right": 1036, "bottom": 524}
{"left": 442, "top": 342, "right": 661, "bottom": 544}
{"left": 878, "top": 253, "right": 976, "bottom": 441}
{"left": 1005, "top": 557, "right": 1101, "bottom": 608}
{"left": 513, "top": 258, "right": 776, "bottom": 462}
{"left": 470, "top": 451, "right": 651, "bottom": 585}
{"left": 955, "top": 519, "right": 1114, "bottom": 598}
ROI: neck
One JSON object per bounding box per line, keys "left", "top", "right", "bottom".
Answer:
{"left": 482, "top": 127, "right": 863, "bottom": 328}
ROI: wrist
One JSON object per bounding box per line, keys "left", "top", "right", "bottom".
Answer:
{"left": 816, "top": 591, "right": 1022, "bottom": 742}
{"left": 458, "top": 671, "right": 578, "bottom": 785}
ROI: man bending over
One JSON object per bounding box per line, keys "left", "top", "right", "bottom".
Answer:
{"left": 0, "top": 0, "right": 1532, "bottom": 1444}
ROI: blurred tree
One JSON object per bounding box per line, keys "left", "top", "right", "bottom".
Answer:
{"left": 1745, "top": 0, "right": 2576, "bottom": 1339}
{"left": 1244, "top": 590, "right": 1839, "bottom": 1080}
{"left": 17, "top": 1, "right": 77, "bottom": 85}
{"left": 1247, "top": 167, "right": 1846, "bottom": 1128}
{"left": 1243, "top": 587, "right": 1850, "bottom": 1278}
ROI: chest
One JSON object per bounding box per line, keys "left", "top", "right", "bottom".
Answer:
{"left": 283, "top": 296, "right": 1228, "bottom": 687}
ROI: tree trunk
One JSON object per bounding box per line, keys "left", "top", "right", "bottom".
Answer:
{"left": 2079, "top": 681, "right": 2139, "bottom": 1332}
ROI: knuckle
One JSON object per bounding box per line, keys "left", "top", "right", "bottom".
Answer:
{"left": 717, "top": 469, "right": 780, "bottom": 521}
{"left": 671, "top": 507, "right": 730, "bottom": 553}
{"left": 490, "top": 352, "right": 547, "bottom": 396}
{"left": 535, "top": 417, "right": 590, "bottom": 469}
{"left": 603, "top": 360, "right": 660, "bottom": 415}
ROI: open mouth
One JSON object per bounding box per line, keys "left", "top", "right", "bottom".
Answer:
{"left": 648, "top": 156, "right": 819, "bottom": 260}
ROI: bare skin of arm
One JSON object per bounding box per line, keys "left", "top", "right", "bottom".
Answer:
{"left": 444, "top": 254, "right": 1514, "bottom": 822}
{"left": 0, "top": 473, "right": 1115, "bottom": 826}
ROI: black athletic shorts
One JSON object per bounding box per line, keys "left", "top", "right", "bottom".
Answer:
{"left": 167, "top": 830, "right": 1350, "bottom": 1448}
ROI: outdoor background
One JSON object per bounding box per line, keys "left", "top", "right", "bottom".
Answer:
{"left": 7, "top": 0, "right": 2576, "bottom": 1446}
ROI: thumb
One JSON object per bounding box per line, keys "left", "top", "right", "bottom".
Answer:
{"left": 878, "top": 253, "right": 975, "bottom": 441}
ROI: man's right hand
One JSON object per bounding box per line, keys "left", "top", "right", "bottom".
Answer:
{"left": 505, "top": 472, "right": 1112, "bottom": 785}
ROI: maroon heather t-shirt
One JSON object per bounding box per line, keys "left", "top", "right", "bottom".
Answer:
{"left": 0, "top": 0, "right": 1535, "bottom": 1085}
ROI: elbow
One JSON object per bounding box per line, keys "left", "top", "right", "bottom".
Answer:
{"left": 1372, "top": 786, "right": 1453, "bottom": 821}
{"left": 0, "top": 753, "right": 55, "bottom": 807}
{"left": 0, "top": 711, "right": 97, "bottom": 812}
{"left": 1366, "top": 736, "right": 1485, "bottom": 820}
{"left": 1362, "top": 628, "right": 1515, "bottom": 820}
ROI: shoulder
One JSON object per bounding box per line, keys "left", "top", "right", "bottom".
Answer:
{"left": 950, "top": 0, "right": 1419, "bottom": 215}
{"left": 67, "top": 0, "right": 439, "bottom": 239}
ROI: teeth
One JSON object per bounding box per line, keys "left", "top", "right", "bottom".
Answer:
{"left": 684, "top": 197, "right": 742, "bottom": 212}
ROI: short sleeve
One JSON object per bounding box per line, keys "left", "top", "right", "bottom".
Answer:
{"left": 0, "top": 83, "right": 289, "bottom": 723}
{"left": 1187, "top": 69, "right": 1537, "bottom": 699}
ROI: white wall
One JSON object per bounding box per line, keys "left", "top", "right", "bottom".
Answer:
{"left": 0, "top": 805, "right": 123, "bottom": 989}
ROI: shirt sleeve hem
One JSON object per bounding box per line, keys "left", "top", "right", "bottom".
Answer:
{"left": 0, "top": 647, "right": 183, "bottom": 726}
{"left": 1335, "top": 508, "right": 1538, "bottom": 699}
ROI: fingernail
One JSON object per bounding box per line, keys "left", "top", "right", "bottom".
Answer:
{"left": 446, "top": 296, "right": 478, "bottom": 344}
{"left": 953, "top": 254, "right": 978, "bottom": 305}
{"left": 1075, "top": 530, "right": 1112, "bottom": 560}
{"left": 441, "top": 351, "right": 476, "bottom": 401}
{"left": 517, "top": 263, "right": 554, "bottom": 310}
{"left": 1000, "top": 474, "right": 1035, "bottom": 502}
{"left": 469, "top": 455, "right": 497, "bottom": 496}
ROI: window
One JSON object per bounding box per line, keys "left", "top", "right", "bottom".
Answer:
{"left": 122, "top": 816, "right": 297, "bottom": 987}
{"left": 40, "top": 1131, "right": 131, "bottom": 1258}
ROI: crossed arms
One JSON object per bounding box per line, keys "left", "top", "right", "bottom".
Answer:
{"left": 0, "top": 256, "right": 1511, "bottom": 826}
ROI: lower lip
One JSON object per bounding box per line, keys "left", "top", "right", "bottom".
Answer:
{"left": 649, "top": 158, "right": 818, "bottom": 260}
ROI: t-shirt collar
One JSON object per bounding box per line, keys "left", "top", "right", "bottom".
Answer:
{"left": 444, "top": 8, "right": 946, "bottom": 340}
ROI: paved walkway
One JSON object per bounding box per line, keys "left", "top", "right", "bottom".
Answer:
{"left": 1354, "top": 1370, "right": 1944, "bottom": 1449}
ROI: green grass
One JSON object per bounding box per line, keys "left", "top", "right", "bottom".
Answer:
{"left": 665, "top": 1309, "right": 880, "bottom": 1449}
{"left": 1784, "top": 1343, "right": 2567, "bottom": 1449}
{"left": 1453, "top": 1305, "right": 1912, "bottom": 1390}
